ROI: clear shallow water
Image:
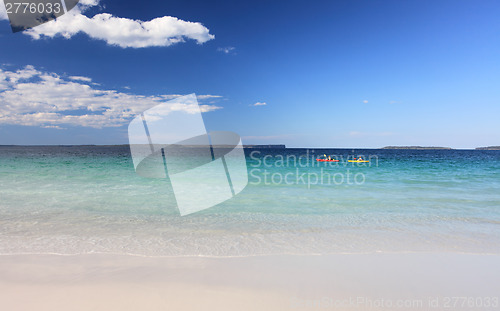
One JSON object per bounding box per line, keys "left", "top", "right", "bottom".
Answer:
{"left": 0, "top": 146, "right": 499, "bottom": 256}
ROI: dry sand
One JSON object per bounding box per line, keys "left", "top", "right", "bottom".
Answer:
{"left": 1, "top": 253, "right": 499, "bottom": 311}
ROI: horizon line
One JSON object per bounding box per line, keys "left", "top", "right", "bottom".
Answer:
{"left": 0, "top": 144, "right": 499, "bottom": 150}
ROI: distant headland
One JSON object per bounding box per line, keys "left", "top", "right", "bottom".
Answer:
{"left": 381, "top": 146, "right": 453, "bottom": 150}
{"left": 475, "top": 146, "right": 500, "bottom": 150}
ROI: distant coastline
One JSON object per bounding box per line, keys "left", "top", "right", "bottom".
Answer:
{"left": 475, "top": 146, "right": 500, "bottom": 150}
{"left": 1, "top": 144, "right": 500, "bottom": 150}
{"left": 381, "top": 146, "right": 453, "bottom": 150}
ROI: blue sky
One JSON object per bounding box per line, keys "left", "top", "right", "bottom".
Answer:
{"left": 0, "top": 0, "right": 499, "bottom": 148}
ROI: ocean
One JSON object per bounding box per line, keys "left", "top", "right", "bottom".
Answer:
{"left": 1, "top": 146, "right": 499, "bottom": 256}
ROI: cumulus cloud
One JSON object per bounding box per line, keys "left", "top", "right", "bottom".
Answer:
{"left": 79, "top": 0, "right": 100, "bottom": 6}
{"left": 69, "top": 75, "right": 92, "bottom": 82}
{"left": 0, "top": 65, "right": 222, "bottom": 128}
{"left": 363, "top": 100, "right": 368, "bottom": 104}
{"left": 252, "top": 102, "right": 267, "bottom": 106}
{"left": 22, "top": 0, "right": 214, "bottom": 48}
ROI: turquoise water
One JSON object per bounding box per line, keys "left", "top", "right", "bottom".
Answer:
{"left": 0, "top": 146, "right": 499, "bottom": 256}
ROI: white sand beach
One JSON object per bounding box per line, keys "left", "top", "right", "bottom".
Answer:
{"left": 1, "top": 253, "right": 499, "bottom": 311}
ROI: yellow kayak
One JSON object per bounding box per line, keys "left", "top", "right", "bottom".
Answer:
{"left": 348, "top": 160, "right": 369, "bottom": 163}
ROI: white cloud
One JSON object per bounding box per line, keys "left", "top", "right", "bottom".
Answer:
{"left": 0, "top": 65, "right": 222, "bottom": 128}
{"left": 363, "top": 100, "right": 368, "bottom": 104}
{"left": 0, "top": 0, "right": 7, "bottom": 21}
{"left": 252, "top": 102, "right": 267, "bottom": 106}
{"left": 79, "top": 0, "right": 100, "bottom": 6}
{"left": 41, "top": 125, "right": 64, "bottom": 130}
{"left": 23, "top": 1, "right": 214, "bottom": 48}
{"left": 217, "top": 46, "right": 235, "bottom": 54}
{"left": 69, "top": 76, "right": 92, "bottom": 82}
